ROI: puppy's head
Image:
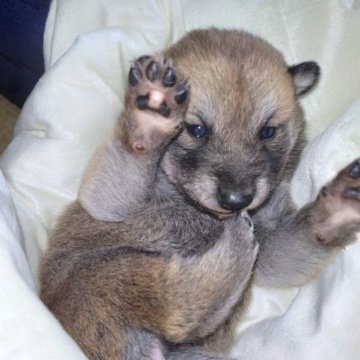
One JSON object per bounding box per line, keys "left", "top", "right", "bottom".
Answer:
{"left": 162, "top": 29, "right": 320, "bottom": 218}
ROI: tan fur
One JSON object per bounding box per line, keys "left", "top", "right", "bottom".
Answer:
{"left": 40, "top": 29, "right": 360, "bottom": 360}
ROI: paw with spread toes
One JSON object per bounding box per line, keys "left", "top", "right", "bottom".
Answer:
{"left": 314, "top": 159, "right": 360, "bottom": 246}
{"left": 125, "top": 55, "right": 190, "bottom": 155}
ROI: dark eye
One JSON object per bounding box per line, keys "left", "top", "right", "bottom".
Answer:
{"left": 259, "top": 126, "right": 276, "bottom": 140}
{"left": 186, "top": 124, "right": 207, "bottom": 139}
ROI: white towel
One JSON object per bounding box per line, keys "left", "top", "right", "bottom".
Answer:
{"left": 0, "top": 172, "right": 86, "bottom": 359}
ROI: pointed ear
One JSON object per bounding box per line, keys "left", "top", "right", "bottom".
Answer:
{"left": 288, "top": 61, "right": 320, "bottom": 96}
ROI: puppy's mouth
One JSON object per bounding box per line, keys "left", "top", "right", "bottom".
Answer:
{"left": 210, "top": 210, "right": 234, "bottom": 219}
{"left": 179, "top": 188, "right": 234, "bottom": 219}
{"left": 201, "top": 205, "right": 234, "bottom": 219}
{"left": 176, "top": 174, "right": 271, "bottom": 218}
{"left": 182, "top": 179, "right": 270, "bottom": 219}
{"left": 196, "top": 204, "right": 235, "bottom": 220}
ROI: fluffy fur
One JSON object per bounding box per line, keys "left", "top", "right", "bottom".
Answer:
{"left": 39, "top": 29, "right": 360, "bottom": 359}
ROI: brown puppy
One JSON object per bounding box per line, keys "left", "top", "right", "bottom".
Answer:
{"left": 39, "top": 29, "right": 360, "bottom": 360}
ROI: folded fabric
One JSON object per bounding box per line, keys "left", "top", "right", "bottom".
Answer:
{"left": 0, "top": 171, "right": 86, "bottom": 359}
{"left": 0, "top": 0, "right": 359, "bottom": 358}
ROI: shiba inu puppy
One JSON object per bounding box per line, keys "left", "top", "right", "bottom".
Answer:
{"left": 40, "top": 29, "right": 360, "bottom": 360}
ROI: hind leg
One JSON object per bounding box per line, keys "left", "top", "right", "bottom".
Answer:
{"left": 48, "top": 295, "right": 165, "bottom": 360}
{"left": 124, "top": 328, "right": 165, "bottom": 360}
{"left": 41, "top": 214, "right": 255, "bottom": 359}
{"left": 126, "top": 331, "right": 226, "bottom": 360}
{"left": 165, "top": 345, "right": 226, "bottom": 360}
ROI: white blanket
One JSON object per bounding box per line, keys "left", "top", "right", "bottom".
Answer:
{"left": 0, "top": 0, "right": 359, "bottom": 358}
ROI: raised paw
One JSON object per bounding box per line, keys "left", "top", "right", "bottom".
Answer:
{"left": 129, "top": 55, "right": 189, "bottom": 114}
{"left": 125, "top": 55, "right": 190, "bottom": 155}
{"left": 126, "top": 55, "right": 190, "bottom": 155}
{"left": 315, "top": 158, "right": 360, "bottom": 246}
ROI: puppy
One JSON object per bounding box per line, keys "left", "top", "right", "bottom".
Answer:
{"left": 40, "top": 29, "right": 360, "bottom": 360}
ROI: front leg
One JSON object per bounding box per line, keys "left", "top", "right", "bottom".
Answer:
{"left": 255, "top": 159, "right": 360, "bottom": 287}
{"left": 79, "top": 55, "right": 190, "bottom": 221}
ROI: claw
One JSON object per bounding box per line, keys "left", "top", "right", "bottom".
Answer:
{"left": 163, "top": 67, "right": 176, "bottom": 87}
{"left": 349, "top": 160, "right": 360, "bottom": 179}
{"left": 146, "top": 61, "right": 160, "bottom": 82}
{"left": 129, "top": 66, "right": 142, "bottom": 87}
{"left": 343, "top": 187, "right": 360, "bottom": 199}
{"left": 174, "top": 87, "right": 188, "bottom": 104}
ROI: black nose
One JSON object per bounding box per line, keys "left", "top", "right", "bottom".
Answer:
{"left": 217, "top": 186, "right": 253, "bottom": 211}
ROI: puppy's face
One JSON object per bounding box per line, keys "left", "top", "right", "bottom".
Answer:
{"left": 162, "top": 30, "right": 319, "bottom": 217}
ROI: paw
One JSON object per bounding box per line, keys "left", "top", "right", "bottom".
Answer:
{"left": 316, "top": 159, "right": 360, "bottom": 245}
{"left": 127, "top": 55, "right": 190, "bottom": 155}
{"left": 322, "top": 159, "right": 360, "bottom": 206}
{"left": 341, "top": 159, "right": 360, "bottom": 201}
{"left": 225, "top": 212, "right": 258, "bottom": 254}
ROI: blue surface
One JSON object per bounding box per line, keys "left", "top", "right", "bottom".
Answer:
{"left": 0, "top": 0, "right": 51, "bottom": 107}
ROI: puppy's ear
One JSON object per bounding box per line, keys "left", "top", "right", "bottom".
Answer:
{"left": 288, "top": 61, "right": 320, "bottom": 96}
